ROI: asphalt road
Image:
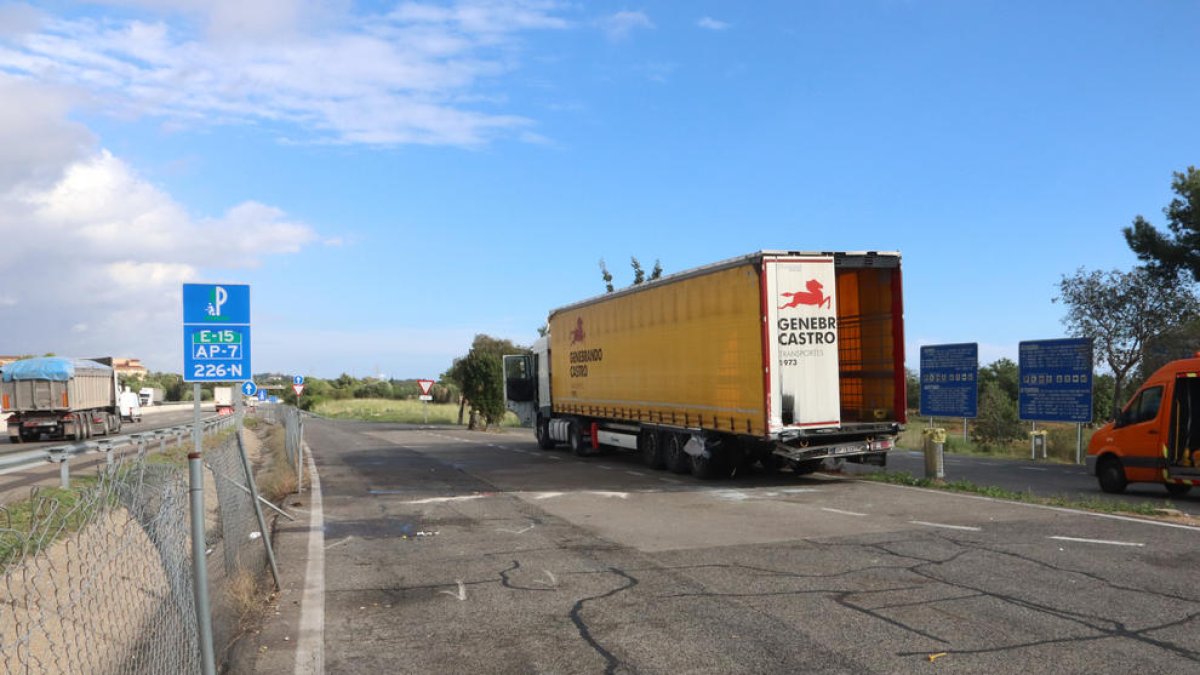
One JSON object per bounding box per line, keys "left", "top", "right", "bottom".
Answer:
{"left": 303, "top": 419, "right": 1200, "bottom": 674}
{"left": 841, "top": 449, "right": 1200, "bottom": 516}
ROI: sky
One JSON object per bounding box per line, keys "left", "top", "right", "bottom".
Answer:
{"left": 0, "top": 0, "right": 1197, "bottom": 380}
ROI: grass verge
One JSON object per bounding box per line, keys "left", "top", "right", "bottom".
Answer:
{"left": 859, "top": 470, "right": 1172, "bottom": 518}
{"left": 316, "top": 398, "right": 522, "bottom": 427}
{"left": 0, "top": 477, "right": 101, "bottom": 572}
{"left": 256, "top": 423, "right": 300, "bottom": 503}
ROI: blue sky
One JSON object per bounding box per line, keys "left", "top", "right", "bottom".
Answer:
{"left": 0, "top": 1, "right": 1197, "bottom": 379}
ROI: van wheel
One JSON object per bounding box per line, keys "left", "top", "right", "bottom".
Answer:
{"left": 1165, "top": 483, "right": 1192, "bottom": 498}
{"left": 1097, "top": 457, "right": 1127, "bottom": 494}
{"left": 640, "top": 431, "right": 666, "bottom": 469}
{"left": 535, "top": 416, "right": 556, "bottom": 450}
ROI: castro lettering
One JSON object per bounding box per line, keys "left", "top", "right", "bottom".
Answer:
{"left": 777, "top": 317, "right": 837, "bottom": 346}
{"left": 569, "top": 348, "right": 603, "bottom": 378}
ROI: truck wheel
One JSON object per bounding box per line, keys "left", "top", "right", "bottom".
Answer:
{"left": 536, "top": 417, "right": 556, "bottom": 450}
{"left": 72, "top": 414, "right": 85, "bottom": 441}
{"left": 666, "top": 434, "right": 690, "bottom": 474}
{"left": 568, "top": 422, "right": 588, "bottom": 456}
{"left": 1165, "top": 483, "right": 1192, "bottom": 498}
{"left": 1097, "top": 457, "right": 1127, "bottom": 494}
{"left": 640, "top": 431, "right": 666, "bottom": 470}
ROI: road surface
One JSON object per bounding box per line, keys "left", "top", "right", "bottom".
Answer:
{"left": 260, "top": 419, "right": 1200, "bottom": 674}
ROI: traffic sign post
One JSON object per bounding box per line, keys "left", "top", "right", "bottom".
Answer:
{"left": 417, "top": 379, "right": 435, "bottom": 423}
{"left": 182, "top": 282, "right": 252, "bottom": 675}
{"left": 1018, "top": 338, "right": 1093, "bottom": 463}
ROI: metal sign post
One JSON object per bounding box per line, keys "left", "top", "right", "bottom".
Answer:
{"left": 189, "top": 382, "right": 216, "bottom": 675}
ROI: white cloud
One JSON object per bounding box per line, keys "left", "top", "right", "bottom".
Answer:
{"left": 0, "top": 1, "right": 572, "bottom": 147}
{"left": 0, "top": 76, "right": 318, "bottom": 369}
{"left": 598, "top": 10, "right": 653, "bottom": 41}
{"left": 696, "top": 16, "right": 729, "bottom": 31}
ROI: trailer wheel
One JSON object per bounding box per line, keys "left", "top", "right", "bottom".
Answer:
{"left": 535, "top": 416, "right": 556, "bottom": 450}
{"left": 72, "top": 414, "right": 85, "bottom": 441}
{"left": 690, "top": 446, "right": 724, "bottom": 480}
{"left": 639, "top": 431, "right": 666, "bottom": 469}
{"left": 666, "top": 433, "right": 690, "bottom": 474}
{"left": 1165, "top": 483, "right": 1192, "bottom": 498}
{"left": 1096, "top": 456, "right": 1127, "bottom": 494}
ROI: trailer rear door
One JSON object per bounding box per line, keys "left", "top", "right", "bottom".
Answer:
{"left": 763, "top": 255, "right": 842, "bottom": 432}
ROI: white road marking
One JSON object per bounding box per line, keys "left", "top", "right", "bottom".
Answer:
{"left": 548, "top": 456, "right": 563, "bottom": 461}
{"left": 910, "top": 520, "right": 982, "bottom": 532}
{"left": 781, "top": 488, "right": 822, "bottom": 493}
{"left": 533, "top": 570, "right": 558, "bottom": 587}
{"left": 295, "top": 444, "right": 324, "bottom": 674}
{"left": 597, "top": 465, "right": 615, "bottom": 470}
{"left": 821, "top": 507, "right": 868, "bottom": 517}
{"left": 624, "top": 470, "right": 647, "bottom": 477}
{"left": 658, "top": 477, "right": 682, "bottom": 484}
{"left": 497, "top": 524, "right": 536, "bottom": 534}
{"left": 403, "top": 495, "right": 486, "bottom": 505}
{"left": 1021, "top": 467, "right": 1048, "bottom": 472}
{"left": 1050, "top": 536, "right": 1145, "bottom": 547}
{"left": 588, "top": 491, "right": 629, "bottom": 499}
{"left": 532, "top": 492, "right": 565, "bottom": 500}
{"left": 439, "top": 580, "right": 467, "bottom": 601}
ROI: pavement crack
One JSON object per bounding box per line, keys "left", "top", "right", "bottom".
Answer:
{"left": 569, "top": 567, "right": 639, "bottom": 675}
{"left": 499, "top": 560, "right": 556, "bottom": 592}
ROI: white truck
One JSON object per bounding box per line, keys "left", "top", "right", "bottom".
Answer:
{"left": 138, "top": 386, "right": 165, "bottom": 406}
{"left": 214, "top": 386, "right": 234, "bottom": 416}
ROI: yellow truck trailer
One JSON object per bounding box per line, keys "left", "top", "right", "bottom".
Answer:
{"left": 504, "top": 251, "right": 906, "bottom": 478}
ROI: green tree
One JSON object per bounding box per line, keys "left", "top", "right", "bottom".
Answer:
{"left": 1055, "top": 267, "right": 1199, "bottom": 418}
{"left": 972, "top": 381, "right": 1024, "bottom": 447}
{"left": 1124, "top": 167, "right": 1200, "bottom": 282}
{"left": 978, "top": 358, "right": 1018, "bottom": 403}
{"left": 905, "top": 368, "right": 919, "bottom": 410}
{"left": 1092, "top": 373, "right": 1116, "bottom": 423}
{"left": 599, "top": 256, "right": 665, "bottom": 291}
{"left": 460, "top": 350, "right": 506, "bottom": 429}
{"left": 599, "top": 258, "right": 615, "bottom": 293}
{"left": 631, "top": 256, "right": 645, "bottom": 285}
{"left": 444, "top": 334, "right": 527, "bottom": 424}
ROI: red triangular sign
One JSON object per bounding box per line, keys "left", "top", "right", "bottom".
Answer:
{"left": 417, "top": 379, "right": 434, "bottom": 395}
{"left": 292, "top": 383, "right": 305, "bottom": 396}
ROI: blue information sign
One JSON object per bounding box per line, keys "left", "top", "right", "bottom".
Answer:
{"left": 241, "top": 381, "right": 258, "bottom": 397}
{"left": 293, "top": 375, "right": 304, "bottom": 386}
{"left": 919, "top": 343, "right": 978, "bottom": 418}
{"left": 1018, "top": 338, "right": 1093, "bottom": 423}
{"left": 183, "top": 283, "right": 251, "bottom": 382}
{"left": 258, "top": 390, "right": 268, "bottom": 402}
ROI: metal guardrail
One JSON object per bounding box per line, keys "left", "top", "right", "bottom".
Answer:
{"left": 0, "top": 415, "right": 236, "bottom": 487}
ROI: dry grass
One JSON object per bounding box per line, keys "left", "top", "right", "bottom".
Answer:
{"left": 255, "top": 424, "right": 302, "bottom": 502}
{"left": 225, "top": 568, "right": 264, "bottom": 628}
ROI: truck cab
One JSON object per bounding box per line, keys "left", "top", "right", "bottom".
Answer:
{"left": 1087, "top": 353, "right": 1200, "bottom": 497}
{"left": 504, "top": 336, "right": 554, "bottom": 448}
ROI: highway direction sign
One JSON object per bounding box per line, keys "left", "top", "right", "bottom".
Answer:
{"left": 1019, "top": 338, "right": 1093, "bottom": 423}
{"left": 919, "top": 343, "right": 978, "bottom": 418}
{"left": 183, "top": 283, "right": 251, "bottom": 382}
{"left": 241, "top": 381, "right": 258, "bottom": 397}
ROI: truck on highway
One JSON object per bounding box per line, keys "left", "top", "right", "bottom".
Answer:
{"left": 119, "top": 387, "right": 143, "bottom": 423}
{"left": 214, "top": 386, "right": 234, "bottom": 416}
{"left": 138, "top": 386, "right": 165, "bottom": 406}
{"left": 503, "top": 251, "right": 907, "bottom": 478}
{"left": 1, "top": 357, "right": 124, "bottom": 442}
{"left": 1087, "top": 352, "right": 1200, "bottom": 497}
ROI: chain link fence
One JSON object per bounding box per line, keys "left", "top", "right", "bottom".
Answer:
{"left": 0, "top": 409, "right": 296, "bottom": 674}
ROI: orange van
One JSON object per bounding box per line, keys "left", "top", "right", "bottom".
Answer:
{"left": 1086, "top": 354, "right": 1200, "bottom": 497}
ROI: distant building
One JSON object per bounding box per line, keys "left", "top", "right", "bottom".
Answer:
{"left": 112, "top": 358, "right": 148, "bottom": 377}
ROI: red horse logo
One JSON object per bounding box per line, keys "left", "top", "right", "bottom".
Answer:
{"left": 569, "top": 317, "right": 586, "bottom": 345}
{"left": 780, "top": 279, "right": 832, "bottom": 309}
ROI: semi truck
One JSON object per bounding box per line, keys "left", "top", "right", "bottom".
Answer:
{"left": 1087, "top": 352, "right": 1200, "bottom": 497}
{"left": 138, "top": 387, "right": 165, "bottom": 406}
{"left": 1, "top": 357, "right": 124, "bottom": 442}
{"left": 504, "top": 250, "right": 907, "bottom": 478}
